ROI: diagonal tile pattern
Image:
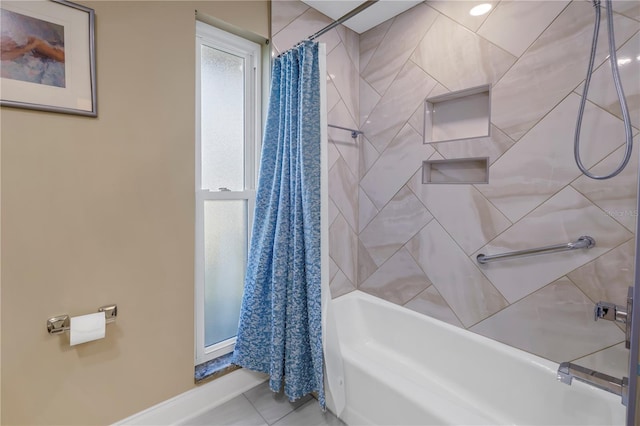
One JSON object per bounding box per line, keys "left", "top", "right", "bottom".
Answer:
{"left": 275, "top": 0, "right": 640, "bottom": 371}
{"left": 407, "top": 221, "right": 509, "bottom": 327}
{"left": 361, "top": 3, "right": 439, "bottom": 95}
{"left": 473, "top": 186, "right": 633, "bottom": 303}
{"left": 411, "top": 14, "right": 517, "bottom": 91}
{"left": 359, "top": 185, "right": 433, "bottom": 266}
{"left": 361, "top": 61, "right": 437, "bottom": 153}
{"left": 408, "top": 160, "right": 511, "bottom": 255}
{"left": 470, "top": 277, "right": 624, "bottom": 363}
{"left": 359, "top": 247, "right": 432, "bottom": 305}
{"left": 477, "top": 93, "right": 629, "bottom": 222}
{"left": 403, "top": 285, "right": 463, "bottom": 328}
{"left": 490, "top": 1, "right": 639, "bottom": 141}
{"left": 360, "top": 123, "right": 435, "bottom": 210}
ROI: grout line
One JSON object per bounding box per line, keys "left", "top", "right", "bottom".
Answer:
{"left": 241, "top": 393, "right": 272, "bottom": 426}
{"left": 570, "top": 341, "right": 627, "bottom": 364}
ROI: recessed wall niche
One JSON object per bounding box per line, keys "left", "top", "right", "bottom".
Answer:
{"left": 422, "top": 157, "right": 489, "bottom": 184}
{"left": 423, "top": 85, "right": 491, "bottom": 144}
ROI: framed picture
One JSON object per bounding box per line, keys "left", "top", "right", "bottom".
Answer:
{"left": 0, "top": 0, "right": 96, "bottom": 116}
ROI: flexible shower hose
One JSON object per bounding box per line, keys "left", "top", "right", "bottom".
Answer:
{"left": 574, "top": 0, "right": 633, "bottom": 180}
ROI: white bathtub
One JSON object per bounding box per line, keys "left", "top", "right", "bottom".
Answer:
{"left": 330, "top": 291, "right": 625, "bottom": 426}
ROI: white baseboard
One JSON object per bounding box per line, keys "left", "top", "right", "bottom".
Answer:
{"left": 114, "top": 369, "right": 268, "bottom": 425}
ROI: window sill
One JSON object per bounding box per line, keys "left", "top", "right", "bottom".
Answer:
{"left": 195, "top": 352, "right": 240, "bottom": 384}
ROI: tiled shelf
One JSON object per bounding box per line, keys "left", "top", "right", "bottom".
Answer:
{"left": 424, "top": 85, "right": 491, "bottom": 144}
{"left": 422, "top": 157, "right": 489, "bottom": 184}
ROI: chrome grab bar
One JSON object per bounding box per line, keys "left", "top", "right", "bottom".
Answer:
{"left": 476, "top": 236, "right": 595, "bottom": 264}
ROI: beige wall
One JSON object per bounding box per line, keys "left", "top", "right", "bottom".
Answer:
{"left": 0, "top": 1, "right": 268, "bottom": 425}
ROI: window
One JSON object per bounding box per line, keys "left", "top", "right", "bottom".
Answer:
{"left": 195, "top": 21, "right": 261, "bottom": 365}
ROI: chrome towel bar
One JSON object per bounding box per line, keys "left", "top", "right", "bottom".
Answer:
{"left": 476, "top": 236, "right": 595, "bottom": 264}
{"left": 328, "top": 124, "right": 363, "bottom": 139}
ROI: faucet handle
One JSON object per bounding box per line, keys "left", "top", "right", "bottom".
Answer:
{"left": 594, "top": 287, "right": 633, "bottom": 349}
{"left": 594, "top": 301, "right": 619, "bottom": 322}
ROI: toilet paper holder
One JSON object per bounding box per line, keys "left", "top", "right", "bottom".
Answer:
{"left": 47, "top": 305, "right": 117, "bottom": 335}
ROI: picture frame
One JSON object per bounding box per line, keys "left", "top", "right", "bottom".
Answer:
{"left": 0, "top": 0, "right": 97, "bottom": 117}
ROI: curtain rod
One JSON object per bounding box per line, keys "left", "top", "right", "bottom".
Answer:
{"left": 308, "top": 0, "right": 380, "bottom": 41}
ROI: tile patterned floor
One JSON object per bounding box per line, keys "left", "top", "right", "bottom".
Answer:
{"left": 184, "top": 382, "right": 345, "bottom": 426}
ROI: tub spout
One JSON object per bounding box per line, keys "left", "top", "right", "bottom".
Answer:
{"left": 557, "top": 362, "right": 628, "bottom": 405}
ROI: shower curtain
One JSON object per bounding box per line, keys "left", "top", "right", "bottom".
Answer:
{"left": 232, "top": 41, "right": 324, "bottom": 408}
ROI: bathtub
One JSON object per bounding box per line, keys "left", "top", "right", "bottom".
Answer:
{"left": 330, "top": 291, "right": 625, "bottom": 425}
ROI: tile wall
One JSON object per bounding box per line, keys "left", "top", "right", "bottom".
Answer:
{"left": 273, "top": 0, "right": 640, "bottom": 375}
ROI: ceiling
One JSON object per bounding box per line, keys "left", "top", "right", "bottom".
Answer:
{"left": 301, "top": 0, "right": 424, "bottom": 34}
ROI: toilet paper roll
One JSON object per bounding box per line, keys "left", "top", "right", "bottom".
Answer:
{"left": 70, "top": 312, "right": 106, "bottom": 346}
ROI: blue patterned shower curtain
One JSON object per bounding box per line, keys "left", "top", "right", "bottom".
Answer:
{"left": 232, "top": 41, "right": 324, "bottom": 407}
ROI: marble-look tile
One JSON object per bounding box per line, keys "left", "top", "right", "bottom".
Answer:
{"left": 403, "top": 285, "right": 464, "bottom": 328}
{"left": 491, "top": 1, "right": 638, "bottom": 141}
{"left": 272, "top": 8, "right": 340, "bottom": 54}
{"left": 360, "top": 124, "right": 435, "bottom": 210}
{"left": 411, "top": 15, "right": 517, "bottom": 92}
{"left": 359, "top": 136, "right": 380, "bottom": 179}
{"left": 478, "top": 93, "right": 628, "bottom": 223}
{"left": 329, "top": 257, "right": 339, "bottom": 282}
{"left": 326, "top": 139, "right": 340, "bottom": 170}
{"left": 336, "top": 25, "right": 359, "bottom": 73}
{"left": 408, "top": 164, "right": 512, "bottom": 255}
{"left": 579, "top": 33, "right": 640, "bottom": 130}
{"left": 359, "top": 77, "right": 381, "bottom": 128}
{"left": 407, "top": 102, "right": 425, "bottom": 137}
{"left": 328, "top": 101, "right": 359, "bottom": 177}
{"left": 477, "top": 1, "right": 570, "bottom": 58}
{"left": 326, "top": 78, "right": 340, "bottom": 113}
{"left": 612, "top": 0, "right": 640, "bottom": 21}
{"left": 407, "top": 221, "right": 509, "bottom": 327}
{"left": 359, "top": 18, "right": 393, "bottom": 74}
{"left": 330, "top": 267, "right": 356, "bottom": 299}
{"left": 271, "top": 0, "right": 309, "bottom": 37}
{"left": 568, "top": 239, "right": 635, "bottom": 308}
{"left": 410, "top": 83, "right": 450, "bottom": 136}
{"left": 427, "top": 1, "right": 498, "bottom": 32}
{"left": 329, "top": 213, "right": 358, "bottom": 284}
{"left": 432, "top": 124, "right": 515, "bottom": 165}
{"left": 273, "top": 399, "right": 345, "bottom": 426}
{"left": 185, "top": 395, "right": 267, "bottom": 426}
{"left": 328, "top": 43, "right": 359, "bottom": 127}
{"left": 327, "top": 197, "right": 339, "bottom": 226}
{"left": 361, "top": 61, "right": 438, "bottom": 154}
{"left": 360, "top": 247, "right": 432, "bottom": 305}
{"left": 358, "top": 186, "right": 378, "bottom": 233}
{"left": 359, "top": 186, "right": 433, "bottom": 266}
{"left": 572, "top": 343, "right": 629, "bottom": 379}
{"left": 244, "top": 381, "right": 312, "bottom": 425}
{"left": 571, "top": 136, "right": 639, "bottom": 232}
{"left": 357, "top": 240, "right": 378, "bottom": 286}
{"left": 329, "top": 156, "right": 358, "bottom": 233}
{"left": 471, "top": 278, "right": 624, "bottom": 362}
{"left": 361, "top": 3, "right": 439, "bottom": 95}
{"left": 473, "top": 186, "right": 633, "bottom": 303}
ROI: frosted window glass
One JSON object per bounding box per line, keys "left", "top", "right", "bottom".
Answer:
{"left": 201, "top": 45, "right": 245, "bottom": 191}
{"left": 204, "top": 200, "right": 247, "bottom": 347}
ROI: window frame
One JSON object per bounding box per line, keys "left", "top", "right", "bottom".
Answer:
{"left": 195, "top": 21, "right": 261, "bottom": 366}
